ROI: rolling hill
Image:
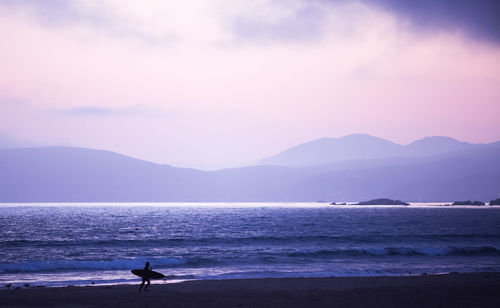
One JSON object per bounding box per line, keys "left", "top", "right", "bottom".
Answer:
{"left": 258, "top": 134, "right": 497, "bottom": 167}
{"left": 0, "top": 135, "right": 499, "bottom": 202}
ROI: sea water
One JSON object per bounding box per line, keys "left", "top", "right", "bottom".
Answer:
{"left": 1, "top": 203, "right": 499, "bottom": 287}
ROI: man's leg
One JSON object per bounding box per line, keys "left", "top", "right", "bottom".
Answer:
{"left": 138, "top": 278, "right": 145, "bottom": 292}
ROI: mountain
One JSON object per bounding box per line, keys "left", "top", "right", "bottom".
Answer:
{"left": 258, "top": 134, "right": 495, "bottom": 167}
{"left": 404, "top": 136, "right": 481, "bottom": 157}
{"left": 286, "top": 148, "right": 500, "bottom": 202}
{"left": 0, "top": 136, "right": 499, "bottom": 202}
{"left": 258, "top": 134, "right": 403, "bottom": 167}
{"left": 0, "top": 147, "right": 205, "bottom": 202}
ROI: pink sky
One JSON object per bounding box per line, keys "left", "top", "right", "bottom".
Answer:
{"left": 1, "top": 1, "right": 500, "bottom": 169}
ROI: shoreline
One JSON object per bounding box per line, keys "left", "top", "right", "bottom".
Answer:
{"left": 2, "top": 270, "right": 496, "bottom": 290}
{"left": 1, "top": 272, "right": 500, "bottom": 307}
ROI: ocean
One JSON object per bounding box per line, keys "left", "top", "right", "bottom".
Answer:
{"left": 1, "top": 203, "right": 499, "bottom": 288}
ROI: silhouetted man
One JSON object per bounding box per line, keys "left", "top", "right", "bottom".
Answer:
{"left": 138, "top": 261, "right": 151, "bottom": 292}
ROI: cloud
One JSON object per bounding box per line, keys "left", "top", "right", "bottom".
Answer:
{"left": 358, "top": 0, "right": 500, "bottom": 42}
{"left": 49, "top": 105, "right": 161, "bottom": 117}
{"left": 0, "top": 0, "right": 224, "bottom": 45}
{"left": 0, "top": 0, "right": 105, "bottom": 28}
{"left": 223, "top": 1, "right": 331, "bottom": 45}
{"left": 66, "top": 107, "right": 115, "bottom": 116}
{"left": 2, "top": 0, "right": 498, "bottom": 46}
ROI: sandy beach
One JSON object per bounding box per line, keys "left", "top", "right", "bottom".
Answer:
{"left": 1, "top": 272, "right": 499, "bottom": 308}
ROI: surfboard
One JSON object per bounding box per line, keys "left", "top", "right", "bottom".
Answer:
{"left": 131, "top": 269, "right": 166, "bottom": 279}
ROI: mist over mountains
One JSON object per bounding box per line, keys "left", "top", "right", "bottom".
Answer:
{"left": 1, "top": 134, "right": 499, "bottom": 202}
{"left": 258, "top": 134, "right": 496, "bottom": 167}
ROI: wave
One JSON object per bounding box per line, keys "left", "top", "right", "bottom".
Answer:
{"left": 0, "top": 237, "right": 334, "bottom": 247}
{"left": 3, "top": 233, "right": 499, "bottom": 248}
{"left": 2, "top": 245, "right": 498, "bottom": 274}
{"left": 288, "top": 246, "right": 500, "bottom": 258}
{"left": 0, "top": 257, "right": 186, "bottom": 274}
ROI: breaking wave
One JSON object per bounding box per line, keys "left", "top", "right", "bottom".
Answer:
{"left": 0, "top": 257, "right": 186, "bottom": 274}
{"left": 288, "top": 246, "right": 500, "bottom": 257}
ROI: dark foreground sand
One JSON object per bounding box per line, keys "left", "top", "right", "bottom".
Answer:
{"left": 1, "top": 273, "right": 500, "bottom": 308}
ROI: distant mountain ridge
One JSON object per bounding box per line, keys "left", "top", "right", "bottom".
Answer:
{"left": 258, "top": 134, "right": 497, "bottom": 167}
{"left": 0, "top": 134, "right": 499, "bottom": 202}
{"left": 0, "top": 147, "right": 204, "bottom": 202}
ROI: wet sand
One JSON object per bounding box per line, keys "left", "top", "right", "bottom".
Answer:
{"left": 1, "top": 272, "right": 499, "bottom": 307}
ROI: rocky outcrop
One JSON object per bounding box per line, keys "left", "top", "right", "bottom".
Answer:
{"left": 489, "top": 199, "right": 500, "bottom": 205}
{"left": 452, "top": 200, "right": 485, "bottom": 206}
{"left": 356, "top": 198, "right": 409, "bottom": 205}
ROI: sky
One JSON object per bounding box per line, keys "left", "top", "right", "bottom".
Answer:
{"left": 0, "top": 0, "right": 499, "bottom": 170}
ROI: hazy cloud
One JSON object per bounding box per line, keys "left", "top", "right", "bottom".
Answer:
{"left": 359, "top": 0, "right": 500, "bottom": 42}
{"left": 0, "top": 0, "right": 177, "bottom": 44}
{"left": 50, "top": 105, "right": 160, "bottom": 117}
{"left": 64, "top": 107, "right": 116, "bottom": 116}
{"left": 0, "top": 0, "right": 105, "bottom": 28}
{"left": 2, "top": 0, "right": 498, "bottom": 45}
{"left": 226, "top": 1, "right": 330, "bottom": 44}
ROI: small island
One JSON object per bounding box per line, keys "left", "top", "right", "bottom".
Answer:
{"left": 452, "top": 200, "right": 485, "bottom": 206}
{"left": 356, "top": 198, "right": 409, "bottom": 206}
{"left": 490, "top": 199, "right": 500, "bottom": 205}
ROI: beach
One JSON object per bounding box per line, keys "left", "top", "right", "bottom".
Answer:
{"left": 1, "top": 272, "right": 500, "bottom": 308}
